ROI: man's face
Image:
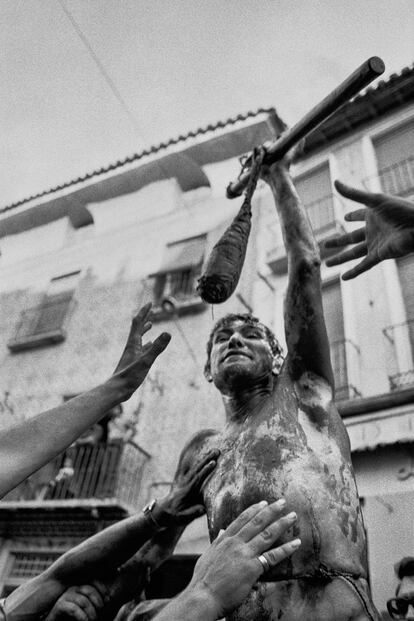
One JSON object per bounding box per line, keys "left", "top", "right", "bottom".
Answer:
{"left": 388, "top": 576, "right": 414, "bottom": 619}
{"left": 208, "top": 320, "right": 274, "bottom": 392}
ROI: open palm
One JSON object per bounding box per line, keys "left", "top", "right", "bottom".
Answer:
{"left": 325, "top": 181, "right": 414, "bottom": 280}
{"left": 112, "top": 303, "right": 171, "bottom": 400}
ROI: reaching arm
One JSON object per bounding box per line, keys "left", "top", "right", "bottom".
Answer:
{"left": 0, "top": 303, "right": 170, "bottom": 499}
{"left": 3, "top": 512, "right": 164, "bottom": 620}
{"left": 325, "top": 180, "right": 414, "bottom": 279}
{"left": 262, "top": 156, "right": 334, "bottom": 388}
{"left": 4, "top": 450, "right": 218, "bottom": 620}
{"left": 100, "top": 447, "right": 220, "bottom": 616}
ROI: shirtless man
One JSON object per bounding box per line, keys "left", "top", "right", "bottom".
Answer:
{"left": 174, "top": 150, "right": 380, "bottom": 621}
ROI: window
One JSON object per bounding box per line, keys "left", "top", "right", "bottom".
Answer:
{"left": 8, "top": 271, "right": 80, "bottom": 352}
{"left": 295, "top": 164, "right": 336, "bottom": 240}
{"left": 322, "top": 279, "right": 360, "bottom": 401}
{"left": 267, "top": 163, "right": 340, "bottom": 274}
{"left": 149, "top": 235, "right": 206, "bottom": 316}
{"left": 373, "top": 121, "right": 414, "bottom": 198}
{"left": 384, "top": 254, "right": 414, "bottom": 390}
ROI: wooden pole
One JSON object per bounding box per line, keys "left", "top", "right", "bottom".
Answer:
{"left": 226, "top": 56, "right": 385, "bottom": 199}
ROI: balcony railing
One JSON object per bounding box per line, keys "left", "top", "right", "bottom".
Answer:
{"left": 378, "top": 158, "right": 414, "bottom": 197}
{"left": 331, "top": 339, "right": 361, "bottom": 401}
{"left": 150, "top": 270, "right": 206, "bottom": 320}
{"left": 1, "top": 440, "right": 150, "bottom": 512}
{"left": 364, "top": 157, "right": 414, "bottom": 198}
{"left": 383, "top": 319, "right": 414, "bottom": 391}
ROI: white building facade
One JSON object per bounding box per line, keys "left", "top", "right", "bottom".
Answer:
{"left": 0, "top": 67, "right": 412, "bottom": 616}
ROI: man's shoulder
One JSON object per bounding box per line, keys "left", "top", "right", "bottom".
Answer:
{"left": 175, "top": 428, "right": 220, "bottom": 481}
{"left": 181, "top": 428, "right": 219, "bottom": 457}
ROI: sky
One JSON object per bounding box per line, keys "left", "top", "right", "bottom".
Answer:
{"left": 1, "top": 0, "right": 413, "bottom": 208}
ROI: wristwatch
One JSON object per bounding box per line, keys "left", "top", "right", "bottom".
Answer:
{"left": 142, "top": 499, "right": 163, "bottom": 530}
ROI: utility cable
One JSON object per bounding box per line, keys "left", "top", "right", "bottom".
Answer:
{"left": 58, "top": 1, "right": 206, "bottom": 375}
{"left": 58, "top": 0, "right": 147, "bottom": 141}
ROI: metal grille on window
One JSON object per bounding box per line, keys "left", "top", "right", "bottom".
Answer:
{"left": 150, "top": 235, "right": 206, "bottom": 308}
{"left": 384, "top": 254, "right": 414, "bottom": 390}
{"left": 373, "top": 121, "right": 414, "bottom": 198}
{"left": 295, "top": 164, "right": 337, "bottom": 241}
{"left": 8, "top": 551, "right": 61, "bottom": 580}
{"left": 322, "top": 279, "right": 361, "bottom": 401}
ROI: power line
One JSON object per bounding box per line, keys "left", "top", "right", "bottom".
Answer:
{"left": 58, "top": 1, "right": 206, "bottom": 374}
{"left": 58, "top": 0, "right": 147, "bottom": 142}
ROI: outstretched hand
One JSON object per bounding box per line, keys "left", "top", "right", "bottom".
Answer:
{"left": 155, "top": 450, "right": 220, "bottom": 527}
{"left": 111, "top": 303, "right": 171, "bottom": 401}
{"left": 325, "top": 181, "right": 414, "bottom": 280}
{"left": 176, "top": 499, "right": 300, "bottom": 620}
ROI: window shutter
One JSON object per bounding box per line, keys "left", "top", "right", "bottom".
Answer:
{"left": 374, "top": 122, "right": 414, "bottom": 196}
{"left": 397, "top": 254, "right": 414, "bottom": 355}
{"left": 8, "top": 272, "right": 80, "bottom": 351}
{"left": 397, "top": 254, "right": 414, "bottom": 320}
{"left": 322, "top": 280, "right": 348, "bottom": 398}
{"left": 34, "top": 291, "right": 74, "bottom": 335}
{"left": 295, "top": 164, "right": 335, "bottom": 236}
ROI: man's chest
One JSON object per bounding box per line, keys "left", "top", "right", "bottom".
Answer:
{"left": 201, "top": 405, "right": 353, "bottom": 541}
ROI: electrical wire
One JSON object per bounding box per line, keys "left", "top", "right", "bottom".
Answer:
{"left": 58, "top": 0, "right": 147, "bottom": 141}
{"left": 57, "top": 1, "right": 207, "bottom": 374}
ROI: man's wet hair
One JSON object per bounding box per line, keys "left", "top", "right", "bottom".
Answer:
{"left": 204, "top": 313, "right": 284, "bottom": 377}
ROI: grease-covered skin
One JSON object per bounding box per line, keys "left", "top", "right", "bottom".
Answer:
{"left": 178, "top": 371, "right": 372, "bottom": 621}
{"left": 174, "top": 159, "right": 379, "bottom": 621}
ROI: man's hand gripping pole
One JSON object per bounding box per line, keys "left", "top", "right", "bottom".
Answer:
{"left": 226, "top": 57, "right": 385, "bottom": 199}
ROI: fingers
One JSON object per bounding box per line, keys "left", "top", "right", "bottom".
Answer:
{"left": 324, "top": 226, "right": 365, "bottom": 250}
{"left": 191, "top": 450, "right": 220, "bottom": 488}
{"left": 224, "top": 501, "right": 269, "bottom": 537}
{"left": 334, "top": 180, "right": 384, "bottom": 207}
{"left": 237, "top": 499, "right": 287, "bottom": 543}
{"left": 325, "top": 242, "right": 368, "bottom": 267}
{"left": 258, "top": 538, "right": 301, "bottom": 573}
{"left": 249, "top": 511, "right": 297, "bottom": 555}
{"left": 91, "top": 580, "right": 110, "bottom": 604}
{"left": 132, "top": 302, "right": 152, "bottom": 327}
{"left": 193, "top": 460, "right": 218, "bottom": 491}
{"left": 342, "top": 255, "right": 379, "bottom": 281}
{"left": 77, "top": 584, "right": 105, "bottom": 610}
{"left": 195, "top": 450, "right": 221, "bottom": 474}
{"left": 127, "top": 304, "right": 153, "bottom": 345}
{"left": 63, "top": 596, "right": 96, "bottom": 621}
{"left": 142, "top": 333, "right": 171, "bottom": 361}
{"left": 344, "top": 209, "right": 367, "bottom": 222}
{"left": 63, "top": 604, "right": 89, "bottom": 621}
{"left": 179, "top": 504, "right": 206, "bottom": 522}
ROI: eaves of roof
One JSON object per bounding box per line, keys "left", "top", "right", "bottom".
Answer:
{"left": 2, "top": 64, "right": 413, "bottom": 218}
{"left": 302, "top": 64, "right": 414, "bottom": 156}
{"left": 0, "top": 107, "right": 275, "bottom": 216}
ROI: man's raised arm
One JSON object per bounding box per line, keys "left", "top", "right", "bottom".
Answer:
{"left": 262, "top": 155, "right": 334, "bottom": 390}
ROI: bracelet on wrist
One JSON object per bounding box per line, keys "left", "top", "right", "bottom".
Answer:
{"left": 142, "top": 499, "right": 165, "bottom": 530}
